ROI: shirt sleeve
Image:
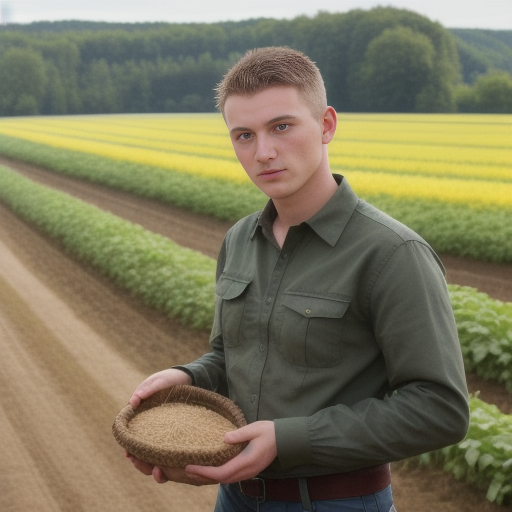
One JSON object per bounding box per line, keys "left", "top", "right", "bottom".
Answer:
{"left": 175, "top": 237, "right": 230, "bottom": 397}
{"left": 274, "top": 240, "right": 470, "bottom": 472}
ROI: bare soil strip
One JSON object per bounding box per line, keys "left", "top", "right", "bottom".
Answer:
{"left": 0, "top": 204, "right": 217, "bottom": 512}
{"left": 0, "top": 158, "right": 511, "bottom": 511}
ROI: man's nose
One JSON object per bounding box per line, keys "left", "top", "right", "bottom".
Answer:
{"left": 255, "top": 135, "right": 277, "bottom": 162}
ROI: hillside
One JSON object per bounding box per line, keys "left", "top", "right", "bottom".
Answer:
{"left": 450, "top": 28, "right": 512, "bottom": 82}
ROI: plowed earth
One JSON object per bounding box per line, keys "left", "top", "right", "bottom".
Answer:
{"left": 0, "top": 156, "right": 511, "bottom": 512}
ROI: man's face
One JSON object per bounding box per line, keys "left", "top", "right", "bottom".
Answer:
{"left": 224, "top": 86, "right": 332, "bottom": 203}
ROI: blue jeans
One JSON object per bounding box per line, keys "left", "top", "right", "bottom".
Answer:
{"left": 214, "top": 482, "right": 397, "bottom": 512}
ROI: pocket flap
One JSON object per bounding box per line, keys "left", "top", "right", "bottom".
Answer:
{"left": 216, "top": 274, "right": 251, "bottom": 300}
{"left": 282, "top": 293, "right": 350, "bottom": 319}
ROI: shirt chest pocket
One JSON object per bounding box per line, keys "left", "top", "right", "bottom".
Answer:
{"left": 216, "top": 274, "right": 252, "bottom": 348}
{"left": 276, "top": 292, "right": 350, "bottom": 367}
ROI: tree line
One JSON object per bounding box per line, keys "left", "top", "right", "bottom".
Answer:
{"left": 0, "top": 7, "right": 511, "bottom": 117}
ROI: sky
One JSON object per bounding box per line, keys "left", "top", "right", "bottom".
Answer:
{"left": 1, "top": 0, "right": 511, "bottom": 30}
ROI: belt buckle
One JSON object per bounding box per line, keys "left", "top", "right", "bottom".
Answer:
{"left": 239, "top": 477, "right": 266, "bottom": 503}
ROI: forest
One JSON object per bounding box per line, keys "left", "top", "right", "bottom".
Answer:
{"left": 0, "top": 7, "right": 511, "bottom": 116}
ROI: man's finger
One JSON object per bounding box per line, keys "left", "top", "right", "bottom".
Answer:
{"left": 152, "top": 466, "right": 169, "bottom": 484}
{"left": 129, "top": 393, "right": 143, "bottom": 409}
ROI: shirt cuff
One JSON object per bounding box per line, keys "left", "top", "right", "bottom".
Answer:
{"left": 274, "top": 416, "right": 312, "bottom": 470}
{"left": 171, "top": 365, "right": 196, "bottom": 385}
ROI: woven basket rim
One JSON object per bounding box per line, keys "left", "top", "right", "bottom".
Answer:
{"left": 112, "top": 385, "right": 247, "bottom": 467}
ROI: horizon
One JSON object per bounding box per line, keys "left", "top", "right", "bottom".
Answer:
{"left": 1, "top": 0, "right": 511, "bottom": 30}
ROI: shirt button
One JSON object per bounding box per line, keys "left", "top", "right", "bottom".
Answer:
{"left": 282, "top": 253, "right": 288, "bottom": 259}
{"left": 259, "top": 344, "right": 264, "bottom": 352}
{"left": 305, "top": 308, "right": 311, "bottom": 314}
{"left": 251, "top": 394, "right": 257, "bottom": 403}
{"left": 266, "top": 297, "right": 272, "bottom": 304}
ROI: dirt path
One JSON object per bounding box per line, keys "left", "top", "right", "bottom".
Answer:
{"left": 0, "top": 204, "right": 218, "bottom": 512}
{"left": 0, "top": 158, "right": 511, "bottom": 511}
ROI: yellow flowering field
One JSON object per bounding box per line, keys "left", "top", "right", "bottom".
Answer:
{"left": 0, "top": 113, "right": 510, "bottom": 209}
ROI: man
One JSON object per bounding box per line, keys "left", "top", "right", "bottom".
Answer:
{"left": 127, "top": 47, "right": 469, "bottom": 511}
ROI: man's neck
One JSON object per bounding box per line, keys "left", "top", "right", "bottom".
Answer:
{"left": 272, "top": 169, "right": 338, "bottom": 247}
{"left": 275, "top": 172, "right": 338, "bottom": 226}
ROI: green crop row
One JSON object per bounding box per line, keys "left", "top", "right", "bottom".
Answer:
{"left": 419, "top": 396, "right": 512, "bottom": 505}
{"left": 451, "top": 286, "right": 512, "bottom": 392}
{"left": 1, "top": 135, "right": 511, "bottom": 263}
{"left": 0, "top": 164, "right": 511, "bottom": 505}
{"left": 0, "top": 134, "right": 267, "bottom": 220}
{"left": 0, "top": 164, "right": 216, "bottom": 330}
{"left": 369, "top": 195, "right": 512, "bottom": 264}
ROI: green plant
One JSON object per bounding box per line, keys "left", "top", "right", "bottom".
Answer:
{"left": 419, "top": 396, "right": 512, "bottom": 505}
{"left": 0, "top": 164, "right": 216, "bottom": 329}
{"left": 449, "top": 285, "right": 512, "bottom": 391}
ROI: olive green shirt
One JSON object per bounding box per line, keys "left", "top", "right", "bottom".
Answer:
{"left": 181, "top": 175, "right": 469, "bottom": 478}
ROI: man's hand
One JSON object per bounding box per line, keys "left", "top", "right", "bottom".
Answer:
{"left": 126, "top": 368, "right": 196, "bottom": 484}
{"left": 157, "top": 466, "right": 218, "bottom": 486}
{"left": 127, "top": 421, "right": 277, "bottom": 486}
{"left": 127, "top": 373, "right": 276, "bottom": 486}
{"left": 125, "top": 451, "right": 217, "bottom": 486}
{"left": 185, "top": 421, "right": 277, "bottom": 484}
{"left": 129, "top": 368, "right": 192, "bottom": 409}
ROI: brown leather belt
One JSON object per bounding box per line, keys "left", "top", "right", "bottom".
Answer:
{"left": 238, "top": 464, "right": 391, "bottom": 503}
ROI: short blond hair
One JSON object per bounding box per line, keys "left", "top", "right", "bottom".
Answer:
{"left": 215, "top": 46, "right": 327, "bottom": 119}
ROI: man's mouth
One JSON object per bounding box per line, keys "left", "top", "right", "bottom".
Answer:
{"left": 258, "top": 169, "right": 285, "bottom": 179}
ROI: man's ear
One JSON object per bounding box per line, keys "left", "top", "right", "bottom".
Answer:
{"left": 321, "top": 106, "right": 337, "bottom": 144}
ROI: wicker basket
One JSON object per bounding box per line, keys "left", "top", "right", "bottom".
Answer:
{"left": 112, "top": 385, "right": 247, "bottom": 467}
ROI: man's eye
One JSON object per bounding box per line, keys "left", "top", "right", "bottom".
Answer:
{"left": 276, "top": 124, "right": 289, "bottom": 131}
{"left": 238, "top": 133, "right": 252, "bottom": 140}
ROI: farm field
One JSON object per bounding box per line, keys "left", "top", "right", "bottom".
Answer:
{"left": 1, "top": 113, "right": 510, "bottom": 264}
{"left": 0, "top": 166, "right": 511, "bottom": 512}
{"left": 0, "top": 113, "right": 511, "bottom": 511}
{"left": 1, "top": 113, "right": 510, "bottom": 208}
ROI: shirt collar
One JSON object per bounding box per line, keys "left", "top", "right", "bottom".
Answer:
{"left": 251, "top": 175, "right": 360, "bottom": 247}
{"left": 250, "top": 199, "right": 277, "bottom": 243}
